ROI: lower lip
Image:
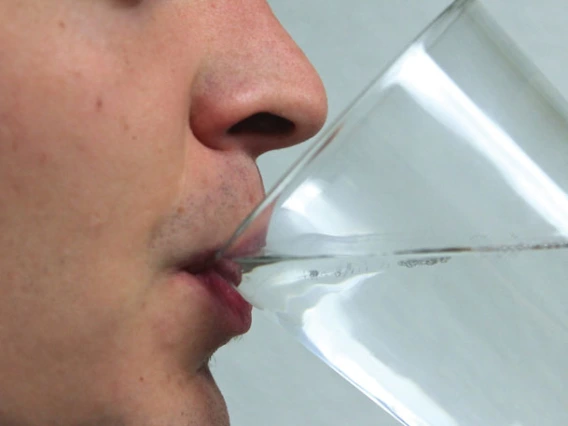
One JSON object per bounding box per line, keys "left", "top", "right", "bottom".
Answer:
{"left": 188, "top": 268, "right": 252, "bottom": 336}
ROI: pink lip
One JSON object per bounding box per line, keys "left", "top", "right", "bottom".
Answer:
{"left": 191, "top": 259, "right": 252, "bottom": 336}
{"left": 185, "top": 234, "right": 265, "bottom": 337}
{"left": 179, "top": 216, "right": 269, "bottom": 338}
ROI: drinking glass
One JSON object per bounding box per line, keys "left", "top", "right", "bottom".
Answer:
{"left": 218, "top": 0, "right": 568, "bottom": 424}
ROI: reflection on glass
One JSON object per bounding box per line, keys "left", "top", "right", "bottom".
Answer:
{"left": 219, "top": 0, "right": 568, "bottom": 424}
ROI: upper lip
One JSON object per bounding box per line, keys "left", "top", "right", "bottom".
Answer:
{"left": 180, "top": 228, "right": 267, "bottom": 282}
{"left": 216, "top": 209, "right": 270, "bottom": 263}
{"left": 179, "top": 249, "right": 218, "bottom": 275}
{"left": 208, "top": 258, "right": 243, "bottom": 287}
{"left": 176, "top": 201, "right": 269, "bottom": 279}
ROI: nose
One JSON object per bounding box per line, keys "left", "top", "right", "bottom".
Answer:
{"left": 189, "top": 1, "right": 328, "bottom": 158}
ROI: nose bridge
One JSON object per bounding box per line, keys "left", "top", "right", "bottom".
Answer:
{"left": 209, "top": 0, "right": 305, "bottom": 71}
{"left": 190, "top": 0, "right": 327, "bottom": 156}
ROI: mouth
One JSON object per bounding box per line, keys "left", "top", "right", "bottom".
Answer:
{"left": 180, "top": 254, "right": 252, "bottom": 337}
{"left": 175, "top": 219, "right": 269, "bottom": 340}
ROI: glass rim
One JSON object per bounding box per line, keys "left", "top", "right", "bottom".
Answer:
{"left": 219, "top": 0, "right": 473, "bottom": 256}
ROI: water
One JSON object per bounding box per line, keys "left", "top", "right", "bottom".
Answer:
{"left": 235, "top": 239, "right": 568, "bottom": 426}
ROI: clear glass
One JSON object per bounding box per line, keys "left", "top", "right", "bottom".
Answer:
{"left": 219, "top": 1, "right": 568, "bottom": 424}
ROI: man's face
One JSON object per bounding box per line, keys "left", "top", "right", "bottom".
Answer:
{"left": 0, "top": 1, "right": 326, "bottom": 425}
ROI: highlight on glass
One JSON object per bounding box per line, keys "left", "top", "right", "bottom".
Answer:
{"left": 218, "top": 1, "right": 568, "bottom": 424}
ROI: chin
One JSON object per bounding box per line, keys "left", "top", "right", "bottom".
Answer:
{"left": 94, "top": 366, "right": 231, "bottom": 426}
{"left": 191, "top": 366, "right": 231, "bottom": 426}
{"left": 145, "top": 367, "right": 231, "bottom": 426}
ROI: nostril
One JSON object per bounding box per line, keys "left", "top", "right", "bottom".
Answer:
{"left": 227, "top": 112, "right": 295, "bottom": 136}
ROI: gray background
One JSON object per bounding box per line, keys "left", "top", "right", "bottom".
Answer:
{"left": 211, "top": 1, "right": 568, "bottom": 425}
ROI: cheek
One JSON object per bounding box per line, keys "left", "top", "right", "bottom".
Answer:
{"left": 0, "top": 85, "right": 187, "bottom": 274}
{"left": 0, "top": 36, "right": 192, "bottom": 243}
{"left": 0, "top": 24, "right": 194, "bottom": 368}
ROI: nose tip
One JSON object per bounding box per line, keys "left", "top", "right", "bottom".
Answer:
{"left": 189, "top": 6, "right": 328, "bottom": 158}
{"left": 190, "top": 68, "right": 327, "bottom": 157}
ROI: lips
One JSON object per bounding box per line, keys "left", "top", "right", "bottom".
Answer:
{"left": 179, "top": 236, "right": 267, "bottom": 340}
{"left": 187, "top": 258, "right": 252, "bottom": 336}
{"left": 177, "top": 204, "right": 270, "bottom": 340}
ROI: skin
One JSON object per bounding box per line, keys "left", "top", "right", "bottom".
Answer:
{"left": 0, "top": 1, "right": 327, "bottom": 425}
